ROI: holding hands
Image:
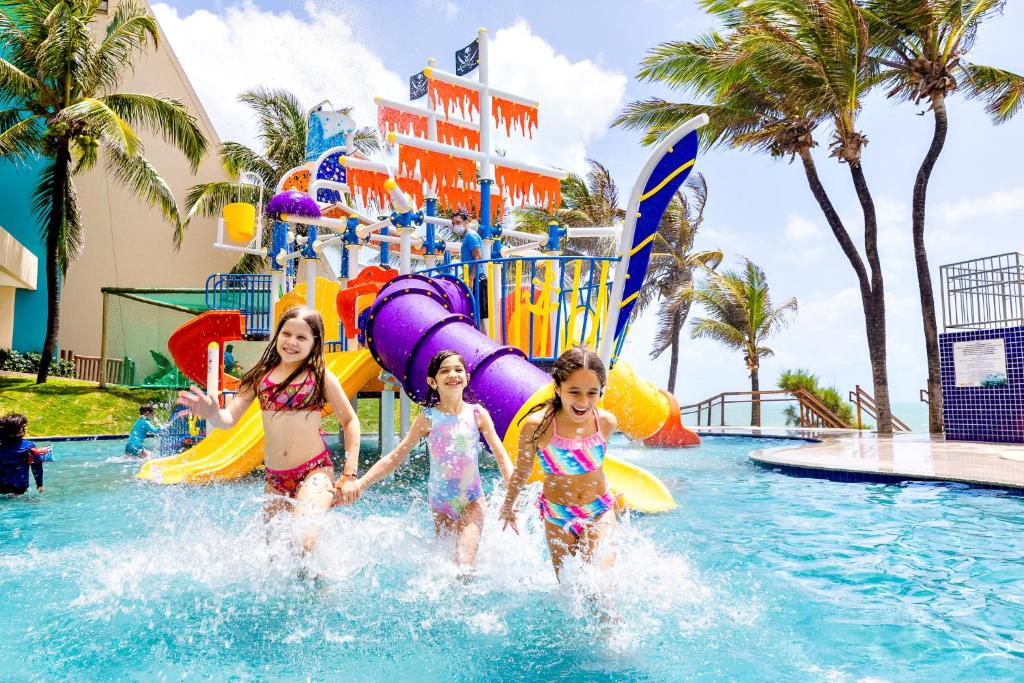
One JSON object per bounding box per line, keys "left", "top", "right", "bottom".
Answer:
{"left": 332, "top": 475, "right": 361, "bottom": 507}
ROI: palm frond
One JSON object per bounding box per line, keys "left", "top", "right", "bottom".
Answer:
{"left": 0, "top": 113, "right": 44, "bottom": 161}
{"left": 101, "top": 93, "right": 207, "bottom": 170}
{"left": 57, "top": 97, "right": 142, "bottom": 156}
{"left": 104, "top": 142, "right": 181, "bottom": 242}
{"left": 0, "top": 55, "right": 45, "bottom": 100}
{"left": 31, "top": 153, "right": 83, "bottom": 274}
{"left": 960, "top": 62, "right": 1024, "bottom": 123}
{"left": 219, "top": 141, "right": 275, "bottom": 182}
{"left": 87, "top": 0, "right": 159, "bottom": 93}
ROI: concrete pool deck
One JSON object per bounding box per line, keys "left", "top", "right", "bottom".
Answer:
{"left": 696, "top": 427, "right": 1024, "bottom": 491}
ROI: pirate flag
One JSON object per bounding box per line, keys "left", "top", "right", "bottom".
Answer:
{"left": 409, "top": 71, "right": 428, "bottom": 100}
{"left": 455, "top": 38, "right": 480, "bottom": 76}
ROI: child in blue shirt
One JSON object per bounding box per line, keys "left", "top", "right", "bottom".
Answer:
{"left": 0, "top": 413, "right": 45, "bottom": 495}
{"left": 126, "top": 404, "right": 162, "bottom": 458}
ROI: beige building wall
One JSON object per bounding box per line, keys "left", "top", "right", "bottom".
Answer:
{"left": 58, "top": 0, "right": 238, "bottom": 356}
{"left": 0, "top": 225, "right": 38, "bottom": 349}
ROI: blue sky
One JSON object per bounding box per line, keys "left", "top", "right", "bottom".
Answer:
{"left": 155, "top": 0, "right": 1024, "bottom": 405}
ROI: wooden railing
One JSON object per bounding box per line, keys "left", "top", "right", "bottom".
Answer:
{"left": 60, "top": 350, "right": 133, "bottom": 385}
{"left": 680, "top": 389, "right": 849, "bottom": 429}
{"left": 848, "top": 385, "right": 912, "bottom": 432}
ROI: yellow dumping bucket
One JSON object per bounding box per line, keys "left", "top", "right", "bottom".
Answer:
{"left": 223, "top": 202, "right": 256, "bottom": 243}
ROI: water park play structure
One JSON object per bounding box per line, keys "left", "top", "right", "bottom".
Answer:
{"left": 137, "top": 29, "right": 706, "bottom": 512}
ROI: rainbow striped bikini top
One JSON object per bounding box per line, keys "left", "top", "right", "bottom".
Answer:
{"left": 537, "top": 410, "right": 606, "bottom": 475}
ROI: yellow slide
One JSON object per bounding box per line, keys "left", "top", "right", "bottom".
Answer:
{"left": 138, "top": 350, "right": 380, "bottom": 484}
{"left": 502, "top": 384, "right": 678, "bottom": 513}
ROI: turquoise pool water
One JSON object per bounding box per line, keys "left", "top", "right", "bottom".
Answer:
{"left": 2, "top": 435, "right": 1022, "bottom": 681}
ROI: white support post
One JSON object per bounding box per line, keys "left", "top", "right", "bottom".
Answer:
{"left": 380, "top": 389, "right": 396, "bottom": 455}
{"left": 478, "top": 28, "right": 492, "bottom": 183}
{"left": 305, "top": 259, "right": 317, "bottom": 310}
{"left": 270, "top": 271, "right": 281, "bottom": 327}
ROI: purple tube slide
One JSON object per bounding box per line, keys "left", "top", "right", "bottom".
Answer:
{"left": 364, "top": 274, "right": 551, "bottom": 438}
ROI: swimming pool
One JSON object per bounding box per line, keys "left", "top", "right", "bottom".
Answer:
{"left": 2, "top": 435, "right": 1022, "bottom": 680}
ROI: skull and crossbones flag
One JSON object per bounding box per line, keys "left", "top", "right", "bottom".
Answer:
{"left": 409, "top": 71, "right": 428, "bottom": 100}
{"left": 455, "top": 38, "right": 480, "bottom": 76}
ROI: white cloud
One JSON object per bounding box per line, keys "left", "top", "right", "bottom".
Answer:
{"left": 154, "top": 8, "right": 624, "bottom": 186}
{"left": 486, "top": 20, "right": 628, "bottom": 174}
{"left": 783, "top": 213, "right": 823, "bottom": 240}
{"left": 938, "top": 186, "right": 1024, "bottom": 224}
{"left": 414, "top": 0, "right": 460, "bottom": 20}
{"left": 152, "top": 1, "right": 406, "bottom": 150}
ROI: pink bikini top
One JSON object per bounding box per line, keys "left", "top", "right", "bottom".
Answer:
{"left": 258, "top": 372, "right": 323, "bottom": 412}
{"left": 537, "top": 409, "right": 607, "bottom": 476}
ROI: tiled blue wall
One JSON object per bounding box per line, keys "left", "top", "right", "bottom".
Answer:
{"left": 940, "top": 326, "right": 1024, "bottom": 443}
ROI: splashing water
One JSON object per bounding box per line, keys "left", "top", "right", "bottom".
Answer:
{"left": 2, "top": 435, "right": 1023, "bottom": 680}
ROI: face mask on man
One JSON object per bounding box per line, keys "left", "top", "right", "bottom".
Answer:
{"left": 452, "top": 219, "right": 466, "bottom": 236}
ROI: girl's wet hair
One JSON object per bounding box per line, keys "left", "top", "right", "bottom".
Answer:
{"left": 519, "top": 346, "right": 606, "bottom": 444}
{"left": 0, "top": 413, "right": 28, "bottom": 445}
{"left": 239, "top": 307, "right": 327, "bottom": 409}
{"left": 424, "top": 349, "right": 468, "bottom": 407}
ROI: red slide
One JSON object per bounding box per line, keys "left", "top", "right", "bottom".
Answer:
{"left": 167, "top": 311, "right": 246, "bottom": 392}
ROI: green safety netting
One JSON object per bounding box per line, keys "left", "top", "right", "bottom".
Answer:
{"left": 101, "top": 288, "right": 210, "bottom": 388}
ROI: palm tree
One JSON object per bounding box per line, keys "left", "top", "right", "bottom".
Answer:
{"left": 688, "top": 257, "right": 797, "bottom": 426}
{"left": 615, "top": 0, "right": 899, "bottom": 433}
{"left": 865, "top": 0, "right": 1024, "bottom": 433}
{"left": 183, "top": 88, "right": 379, "bottom": 272}
{"left": 632, "top": 173, "right": 723, "bottom": 393}
{"left": 0, "top": 0, "right": 208, "bottom": 383}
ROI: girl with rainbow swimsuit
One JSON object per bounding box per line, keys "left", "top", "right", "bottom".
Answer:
{"left": 179, "top": 307, "right": 361, "bottom": 551}
{"left": 349, "top": 350, "right": 514, "bottom": 570}
{"left": 500, "top": 347, "right": 622, "bottom": 578}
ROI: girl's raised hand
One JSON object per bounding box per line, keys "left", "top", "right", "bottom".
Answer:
{"left": 499, "top": 505, "right": 519, "bottom": 535}
{"left": 178, "top": 386, "right": 218, "bottom": 419}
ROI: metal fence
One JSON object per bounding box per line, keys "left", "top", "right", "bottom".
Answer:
{"left": 418, "top": 255, "right": 620, "bottom": 363}
{"left": 940, "top": 252, "right": 1024, "bottom": 331}
{"left": 205, "top": 273, "right": 272, "bottom": 338}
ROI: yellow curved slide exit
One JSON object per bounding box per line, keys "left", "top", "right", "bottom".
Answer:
{"left": 138, "top": 350, "right": 379, "bottom": 485}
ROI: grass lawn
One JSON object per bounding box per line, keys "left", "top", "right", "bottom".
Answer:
{"left": 1, "top": 373, "right": 415, "bottom": 437}
{"left": 0, "top": 373, "right": 174, "bottom": 437}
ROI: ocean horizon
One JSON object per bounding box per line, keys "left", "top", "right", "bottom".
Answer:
{"left": 681, "top": 400, "right": 931, "bottom": 433}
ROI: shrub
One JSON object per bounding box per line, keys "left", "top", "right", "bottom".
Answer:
{"left": 0, "top": 349, "right": 76, "bottom": 378}
{"left": 778, "top": 368, "right": 859, "bottom": 428}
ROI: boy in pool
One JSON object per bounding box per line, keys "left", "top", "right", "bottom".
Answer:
{"left": 126, "top": 404, "right": 162, "bottom": 458}
{"left": 0, "top": 413, "right": 46, "bottom": 495}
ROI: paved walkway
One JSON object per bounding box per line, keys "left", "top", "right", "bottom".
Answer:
{"left": 714, "top": 428, "right": 1024, "bottom": 490}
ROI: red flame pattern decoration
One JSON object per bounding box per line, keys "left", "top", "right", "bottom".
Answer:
{"left": 377, "top": 106, "right": 428, "bottom": 138}
{"left": 495, "top": 166, "right": 561, "bottom": 209}
{"left": 399, "top": 145, "right": 476, "bottom": 190}
{"left": 437, "top": 120, "right": 480, "bottom": 151}
{"left": 347, "top": 167, "right": 425, "bottom": 211}
{"left": 492, "top": 98, "right": 538, "bottom": 138}
{"left": 428, "top": 80, "right": 480, "bottom": 121}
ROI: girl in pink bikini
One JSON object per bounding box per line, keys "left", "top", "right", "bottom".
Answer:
{"left": 351, "top": 350, "right": 514, "bottom": 569}
{"left": 499, "top": 346, "right": 621, "bottom": 578}
{"left": 179, "top": 307, "right": 361, "bottom": 549}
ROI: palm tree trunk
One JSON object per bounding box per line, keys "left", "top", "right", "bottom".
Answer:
{"left": 915, "top": 93, "right": 947, "bottom": 434}
{"left": 797, "top": 150, "right": 893, "bottom": 434}
{"left": 750, "top": 364, "right": 761, "bottom": 427}
{"left": 848, "top": 163, "right": 894, "bottom": 435}
{"left": 36, "top": 146, "right": 71, "bottom": 384}
{"left": 667, "top": 308, "right": 682, "bottom": 394}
